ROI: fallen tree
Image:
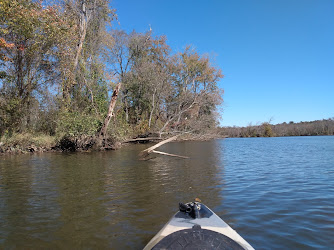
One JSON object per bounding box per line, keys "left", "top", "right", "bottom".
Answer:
{"left": 138, "top": 135, "right": 189, "bottom": 160}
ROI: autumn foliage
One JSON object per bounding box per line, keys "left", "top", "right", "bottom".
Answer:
{"left": 0, "top": 0, "right": 223, "bottom": 146}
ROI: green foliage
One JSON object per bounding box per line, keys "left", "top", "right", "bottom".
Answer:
{"left": 0, "top": 97, "right": 22, "bottom": 136}
{"left": 35, "top": 108, "right": 58, "bottom": 136}
{"left": 106, "top": 109, "right": 132, "bottom": 140}
{"left": 263, "top": 123, "right": 274, "bottom": 137}
{"left": 133, "top": 120, "right": 150, "bottom": 135}
{"left": 56, "top": 111, "right": 102, "bottom": 137}
{"left": 0, "top": 0, "right": 77, "bottom": 136}
{"left": 1, "top": 1, "right": 224, "bottom": 146}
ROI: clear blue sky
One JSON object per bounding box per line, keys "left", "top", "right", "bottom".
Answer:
{"left": 112, "top": 0, "right": 334, "bottom": 127}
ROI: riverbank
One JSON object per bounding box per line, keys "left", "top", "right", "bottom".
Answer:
{"left": 0, "top": 134, "right": 56, "bottom": 154}
{"left": 0, "top": 132, "right": 225, "bottom": 155}
{"left": 0, "top": 133, "right": 118, "bottom": 155}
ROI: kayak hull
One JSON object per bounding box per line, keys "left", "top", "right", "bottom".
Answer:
{"left": 144, "top": 202, "right": 254, "bottom": 250}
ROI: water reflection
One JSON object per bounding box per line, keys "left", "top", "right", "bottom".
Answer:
{"left": 1, "top": 155, "right": 33, "bottom": 247}
{"left": 50, "top": 153, "right": 110, "bottom": 248}
{"left": 2, "top": 137, "right": 333, "bottom": 249}
{"left": 0, "top": 154, "right": 61, "bottom": 248}
{"left": 0, "top": 141, "right": 225, "bottom": 249}
{"left": 102, "top": 141, "right": 226, "bottom": 248}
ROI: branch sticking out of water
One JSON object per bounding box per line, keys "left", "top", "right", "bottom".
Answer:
{"left": 152, "top": 150, "right": 189, "bottom": 159}
{"left": 138, "top": 135, "right": 189, "bottom": 160}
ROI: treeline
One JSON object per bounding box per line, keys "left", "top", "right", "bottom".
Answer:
{"left": 0, "top": 0, "right": 223, "bottom": 148}
{"left": 220, "top": 119, "right": 334, "bottom": 138}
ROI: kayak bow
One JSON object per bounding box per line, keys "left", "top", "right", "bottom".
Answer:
{"left": 144, "top": 200, "right": 254, "bottom": 250}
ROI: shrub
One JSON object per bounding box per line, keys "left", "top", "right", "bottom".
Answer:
{"left": 56, "top": 111, "right": 102, "bottom": 137}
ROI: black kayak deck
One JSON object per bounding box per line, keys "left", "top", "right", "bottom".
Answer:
{"left": 152, "top": 225, "right": 244, "bottom": 250}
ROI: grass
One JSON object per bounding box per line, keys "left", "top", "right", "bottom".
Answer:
{"left": 1, "top": 133, "right": 56, "bottom": 149}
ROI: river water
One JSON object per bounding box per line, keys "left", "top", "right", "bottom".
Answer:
{"left": 0, "top": 136, "right": 333, "bottom": 249}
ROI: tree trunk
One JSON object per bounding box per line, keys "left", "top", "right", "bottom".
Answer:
{"left": 149, "top": 90, "right": 156, "bottom": 128}
{"left": 98, "top": 82, "right": 122, "bottom": 140}
{"left": 138, "top": 135, "right": 178, "bottom": 158}
{"left": 16, "top": 49, "right": 24, "bottom": 97}
{"left": 124, "top": 96, "right": 129, "bottom": 122}
{"left": 73, "top": 20, "right": 87, "bottom": 71}
{"left": 159, "top": 117, "right": 173, "bottom": 137}
{"left": 61, "top": 2, "right": 89, "bottom": 108}
{"left": 73, "top": 3, "right": 89, "bottom": 71}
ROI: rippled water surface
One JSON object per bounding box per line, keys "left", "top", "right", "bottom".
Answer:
{"left": 1, "top": 136, "right": 333, "bottom": 249}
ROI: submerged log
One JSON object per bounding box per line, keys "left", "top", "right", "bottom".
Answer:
{"left": 151, "top": 150, "right": 189, "bottom": 159}
{"left": 123, "top": 137, "right": 162, "bottom": 143}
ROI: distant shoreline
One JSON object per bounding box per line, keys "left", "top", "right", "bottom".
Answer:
{"left": 1, "top": 128, "right": 333, "bottom": 156}
{"left": 219, "top": 118, "right": 334, "bottom": 138}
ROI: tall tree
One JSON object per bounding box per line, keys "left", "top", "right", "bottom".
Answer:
{"left": 125, "top": 33, "right": 170, "bottom": 127}
{"left": 61, "top": 0, "right": 115, "bottom": 107}
{"left": 98, "top": 30, "right": 135, "bottom": 139}
{"left": 159, "top": 46, "right": 223, "bottom": 134}
{"left": 0, "top": 0, "right": 74, "bottom": 134}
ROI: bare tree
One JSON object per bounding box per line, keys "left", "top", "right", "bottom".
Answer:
{"left": 159, "top": 46, "right": 223, "bottom": 135}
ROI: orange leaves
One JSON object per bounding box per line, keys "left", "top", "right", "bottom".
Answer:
{"left": 17, "top": 44, "right": 24, "bottom": 51}
{"left": 0, "top": 55, "right": 13, "bottom": 62}
{"left": 0, "top": 38, "right": 15, "bottom": 48}
{"left": 0, "top": 38, "right": 14, "bottom": 62}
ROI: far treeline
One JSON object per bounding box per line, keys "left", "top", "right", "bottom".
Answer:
{"left": 220, "top": 119, "right": 334, "bottom": 138}
{"left": 0, "top": 0, "right": 223, "bottom": 151}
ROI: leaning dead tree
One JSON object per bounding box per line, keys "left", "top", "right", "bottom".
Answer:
{"left": 98, "top": 82, "right": 122, "bottom": 140}
{"left": 138, "top": 135, "right": 189, "bottom": 160}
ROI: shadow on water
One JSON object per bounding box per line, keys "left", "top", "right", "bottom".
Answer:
{"left": 0, "top": 141, "right": 226, "bottom": 249}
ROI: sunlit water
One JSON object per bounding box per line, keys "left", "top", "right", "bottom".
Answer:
{"left": 0, "top": 136, "right": 333, "bottom": 249}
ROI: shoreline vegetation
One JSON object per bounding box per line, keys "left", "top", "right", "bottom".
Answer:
{"left": 1, "top": 0, "right": 223, "bottom": 154}
{"left": 1, "top": 1, "right": 333, "bottom": 155}
{"left": 1, "top": 118, "right": 333, "bottom": 154}
{"left": 0, "top": 132, "right": 222, "bottom": 154}
{"left": 219, "top": 118, "right": 334, "bottom": 138}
